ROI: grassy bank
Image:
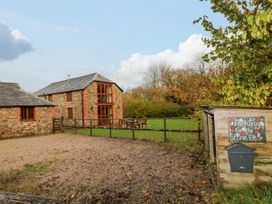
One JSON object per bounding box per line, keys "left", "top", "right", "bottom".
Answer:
{"left": 212, "top": 185, "right": 272, "bottom": 204}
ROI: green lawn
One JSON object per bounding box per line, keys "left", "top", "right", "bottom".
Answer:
{"left": 70, "top": 118, "right": 202, "bottom": 149}
{"left": 213, "top": 185, "right": 272, "bottom": 204}
{"left": 147, "top": 118, "right": 200, "bottom": 130}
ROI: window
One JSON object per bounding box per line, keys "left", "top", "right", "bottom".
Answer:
{"left": 98, "top": 105, "right": 113, "bottom": 125}
{"left": 48, "top": 94, "right": 52, "bottom": 102}
{"left": 67, "top": 108, "right": 73, "bottom": 119}
{"left": 21, "top": 107, "right": 35, "bottom": 120}
{"left": 97, "top": 83, "right": 112, "bottom": 103}
{"left": 97, "top": 82, "right": 113, "bottom": 125}
{"left": 66, "top": 92, "right": 72, "bottom": 102}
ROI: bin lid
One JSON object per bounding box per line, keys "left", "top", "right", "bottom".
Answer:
{"left": 226, "top": 143, "right": 255, "bottom": 153}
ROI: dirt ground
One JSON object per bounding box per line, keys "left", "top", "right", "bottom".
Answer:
{"left": 0, "top": 134, "right": 212, "bottom": 203}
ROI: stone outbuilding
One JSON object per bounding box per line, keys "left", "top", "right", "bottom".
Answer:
{"left": 34, "top": 73, "right": 123, "bottom": 126}
{"left": 0, "top": 82, "right": 55, "bottom": 139}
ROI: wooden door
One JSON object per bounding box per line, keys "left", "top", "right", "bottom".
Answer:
{"left": 98, "top": 105, "right": 113, "bottom": 126}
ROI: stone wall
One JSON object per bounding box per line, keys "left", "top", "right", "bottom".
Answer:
{"left": 45, "top": 91, "right": 83, "bottom": 126}
{"left": 0, "top": 107, "right": 54, "bottom": 139}
{"left": 83, "top": 82, "right": 123, "bottom": 125}
{"left": 112, "top": 84, "right": 123, "bottom": 119}
{"left": 83, "top": 82, "right": 98, "bottom": 126}
{"left": 213, "top": 108, "right": 272, "bottom": 187}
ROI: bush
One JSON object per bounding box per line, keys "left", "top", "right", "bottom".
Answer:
{"left": 124, "top": 100, "right": 191, "bottom": 118}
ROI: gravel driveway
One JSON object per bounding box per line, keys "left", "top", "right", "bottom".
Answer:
{"left": 0, "top": 134, "right": 212, "bottom": 203}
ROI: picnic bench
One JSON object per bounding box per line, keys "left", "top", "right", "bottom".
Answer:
{"left": 118, "top": 118, "right": 147, "bottom": 129}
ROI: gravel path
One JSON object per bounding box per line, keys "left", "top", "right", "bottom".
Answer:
{"left": 0, "top": 134, "right": 212, "bottom": 203}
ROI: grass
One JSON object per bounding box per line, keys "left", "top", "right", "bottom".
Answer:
{"left": 212, "top": 185, "right": 272, "bottom": 204}
{"left": 0, "top": 162, "right": 50, "bottom": 183}
{"left": 0, "top": 162, "right": 51, "bottom": 193}
{"left": 147, "top": 118, "right": 199, "bottom": 130}
{"left": 0, "top": 162, "right": 50, "bottom": 184}
{"left": 71, "top": 118, "right": 203, "bottom": 151}
{"left": 20, "top": 162, "right": 50, "bottom": 174}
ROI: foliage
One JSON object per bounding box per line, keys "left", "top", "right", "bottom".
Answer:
{"left": 123, "top": 61, "right": 220, "bottom": 117}
{"left": 212, "top": 185, "right": 272, "bottom": 204}
{"left": 159, "top": 67, "right": 221, "bottom": 113}
{"left": 143, "top": 62, "right": 172, "bottom": 88}
{"left": 124, "top": 0, "right": 272, "bottom": 114}
{"left": 195, "top": 0, "right": 272, "bottom": 106}
{"left": 123, "top": 88, "right": 192, "bottom": 118}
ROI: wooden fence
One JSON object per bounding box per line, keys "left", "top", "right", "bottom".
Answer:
{"left": 61, "top": 117, "right": 202, "bottom": 142}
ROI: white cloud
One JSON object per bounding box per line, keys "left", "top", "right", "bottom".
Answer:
{"left": 0, "top": 22, "right": 34, "bottom": 61}
{"left": 56, "top": 25, "right": 79, "bottom": 33}
{"left": 112, "top": 34, "right": 210, "bottom": 88}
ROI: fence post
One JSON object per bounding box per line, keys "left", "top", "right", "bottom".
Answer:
{"left": 74, "top": 119, "right": 77, "bottom": 134}
{"left": 89, "top": 119, "right": 92, "bottom": 136}
{"left": 109, "top": 120, "right": 112, "bottom": 138}
{"left": 198, "top": 118, "right": 201, "bottom": 141}
{"left": 60, "top": 117, "right": 64, "bottom": 133}
{"left": 164, "top": 117, "right": 167, "bottom": 142}
{"left": 132, "top": 119, "right": 135, "bottom": 139}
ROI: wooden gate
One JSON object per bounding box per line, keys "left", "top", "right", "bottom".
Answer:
{"left": 53, "top": 117, "right": 64, "bottom": 133}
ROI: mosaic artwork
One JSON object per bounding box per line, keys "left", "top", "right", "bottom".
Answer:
{"left": 228, "top": 116, "right": 266, "bottom": 142}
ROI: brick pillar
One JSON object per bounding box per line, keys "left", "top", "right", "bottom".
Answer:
{"left": 35, "top": 107, "right": 39, "bottom": 120}
{"left": 83, "top": 88, "right": 89, "bottom": 127}
{"left": 112, "top": 83, "right": 115, "bottom": 120}
{"left": 120, "top": 92, "right": 123, "bottom": 119}
{"left": 51, "top": 106, "right": 56, "bottom": 118}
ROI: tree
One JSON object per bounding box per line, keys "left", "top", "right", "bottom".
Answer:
{"left": 162, "top": 67, "right": 221, "bottom": 112}
{"left": 195, "top": 0, "right": 272, "bottom": 106}
{"left": 122, "top": 87, "right": 191, "bottom": 118}
{"left": 143, "top": 62, "right": 172, "bottom": 88}
{"left": 190, "top": 53, "right": 209, "bottom": 73}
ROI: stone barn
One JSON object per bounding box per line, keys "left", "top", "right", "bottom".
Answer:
{"left": 35, "top": 73, "right": 123, "bottom": 126}
{"left": 0, "top": 82, "right": 55, "bottom": 139}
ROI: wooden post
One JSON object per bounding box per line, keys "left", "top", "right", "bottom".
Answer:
{"left": 208, "top": 115, "right": 215, "bottom": 163}
{"left": 89, "top": 119, "right": 92, "bottom": 136}
{"left": 60, "top": 117, "right": 64, "bottom": 133}
{"left": 203, "top": 112, "right": 209, "bottom": 149}
{"left": 164, "top": 118, "right": 167, "bottom": 142}
{"left": 198, "top": 118, "right": 201, "bottom": 141}
{"left": 132, "top": 128, "right": 135, "bottom": 139}
{"left": 74, "top": 119, "right": 77, "bottom": 134}
{"left": 53, "top": 118, "right": 55, "bottom": 133}
{"left": 109, "top": 120, "right": 112, "bottom": 138}
{"left": 132, "top": 119, "right": 135, "bottom": 139}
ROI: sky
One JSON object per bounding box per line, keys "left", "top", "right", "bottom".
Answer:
{"left": 0, "top": 0, "right": 227, "bottom": 91}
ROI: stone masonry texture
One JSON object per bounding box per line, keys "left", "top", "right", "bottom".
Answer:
{"left": 42, "top": 82, "right": 123, "bottom": 127}
{"left": 0, "top": 107, "right": 54, "bottom": 139}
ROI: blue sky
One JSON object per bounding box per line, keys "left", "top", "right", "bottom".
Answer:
{"left": 0, "top": 0, "right": 226, "bottom": 91}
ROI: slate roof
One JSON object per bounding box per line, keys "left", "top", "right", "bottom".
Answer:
{"left": 34, "top": 73, "right": 122, "bottom": 96}
{"left": 0, "top": 82, "right": 54, "bottom": 107}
